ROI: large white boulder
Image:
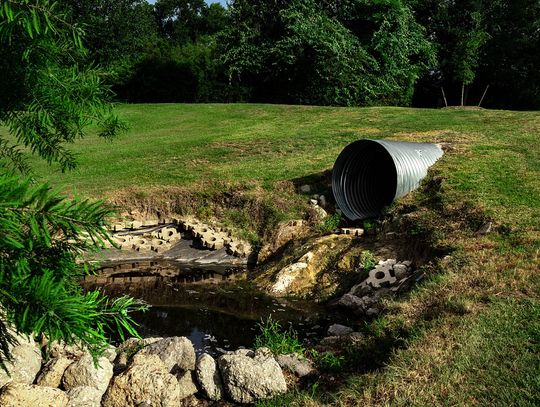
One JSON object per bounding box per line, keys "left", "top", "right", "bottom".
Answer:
{"left": 102, "top": 353, "right": 183, "bottom": 407}
{"left": 218, "top": 348, "right": 287, "bottom": 404}
{"left": 276, "top": 353, "right": 315, "bottom": 377}
{"left": 66, "top": 386, "right": 103, "bottom": 407}
{"left": 138, "top": 336, "right": 196, "bottom": 373}
{"left": 0, "top": 334, "right": 42, "bottom": 387}
{"left": 36, "top": 356, "right": 73, "bottom": 388}
{"left": 62, "top": 354, "right": 113, "bottom": 396}
{"left": 177, "top": 370, "right": 198, "bottom": 400}
{"left": 49, "top": 341, "right": 86, "bottom": 360}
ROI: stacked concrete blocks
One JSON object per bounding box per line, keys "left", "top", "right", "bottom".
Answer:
{"left": 179, "top": 218, "right": 252, "bottom": 257}
{"left": 107, "top": 216, "right": 253, "bottom": 258}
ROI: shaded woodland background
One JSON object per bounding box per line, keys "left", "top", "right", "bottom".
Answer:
{"left": 68, "top": 0, "right": 540, "bottom": 109}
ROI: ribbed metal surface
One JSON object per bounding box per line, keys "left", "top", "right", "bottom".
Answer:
{"left": 332, "top": 139, "right": 443, "bottom": 220}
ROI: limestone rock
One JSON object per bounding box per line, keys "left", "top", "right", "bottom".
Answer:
{"left": 138, "top": 336, "right": 196, "bottom": 373}
{"left": 177, "top": 371, "right": 198, "bottom": 400}
{"left": 276, "top": 354, "right": 315, "bottom": 377}
{"left": 218, "top": 347, "right": 287, "bottom": 404}
{"left": 310, "top": 205, "right": 328, "bottom": 222}
{"left": 36, "top": 356, "right": 73, "bottom": 388}
{"left": 66, "top": 386, "right": 103, "bottom": 407}
{"left": 115, "top": 336, "right": 163, "bottom": 370}
{"left": 257, "top": 234, "right": 354, "bottom": 299}
{"left": 103, "top": 345, "right": 117, "bottom": 363}
{"left": 49, "top": 341, "right": 87, "bottom": 360}
{"left": 62, "top": 354, "right": 113, "bottom": 396}
{"left": 349, "top": 281, "right": 372, "bottom": 297}
{"left": 225, "top": 348, "right": 253, "bottom": 357}
{"left": 258, "top": 220, "right": 310, "bottom": 263}
{"left": 336, "top": 293, "right": 366, "bottom": 312}
{"left": 0, "top": 382, "right": 68, "bottom": 407}
{"left": 393, "top": 263, "right": 409, "bottom": 279}
{"left": 117, "top": 336, "right": 163, "bottom": 354}
{"left": 327, "top": 324, "right": 354, "bottom": 337}
{"left": 195, "top": 353, "right": 223, "bottom": 401}
{"left": 102, "top": 354, "right": 182, "bottom": 407}
{"left": 269, "top": 261, "right": 309, "bottom": 295}
{"left": 0, "top": 338, "right": 42, "bottom": 387}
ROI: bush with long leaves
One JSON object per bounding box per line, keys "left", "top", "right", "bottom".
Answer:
{"left": 0, "top": 0, "right": 126, "bottom": 173}
{"left": 0, "top": 175, "right": 148, "bottom": 369}
{"left": 0, "top": 0, "right": 146, "bottom": 370}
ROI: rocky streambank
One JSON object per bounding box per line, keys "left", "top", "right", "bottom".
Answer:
{"left": 0, "top": 250, "right": 419, "bottom": 406}
{"left": 0, "top": 332, "right": 310, "bottom": 406}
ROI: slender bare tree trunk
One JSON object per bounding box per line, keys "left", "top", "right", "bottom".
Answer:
{"left": 461, "top": 83, "right": 465, "bottom": 106}
{"left": 478, "top": 85, "right": 490, "bottom": 107}
{"left": 441, "top": 87, "right": 448, "bottom": 107}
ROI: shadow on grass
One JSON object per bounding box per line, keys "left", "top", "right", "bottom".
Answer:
{"left": 291, "top": 170, "right": 333, "bottom": 198}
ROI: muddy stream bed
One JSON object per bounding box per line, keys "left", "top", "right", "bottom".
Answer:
{"left": 82, "top": 259, "right": 351, "bottom": 356}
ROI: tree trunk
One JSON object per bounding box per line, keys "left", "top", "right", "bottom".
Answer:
{"left": 441, "top": 87, "right": 448, "bottom": 107}
{"left": 478, "top": 85, "right": 490, "bottom": 107}
{"left": 461, "top": 83, "right": 465, "bottom": 106}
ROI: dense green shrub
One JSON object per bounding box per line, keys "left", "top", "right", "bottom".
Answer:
{"left": 0, "top": 0, "right": 146, "bottom": 369}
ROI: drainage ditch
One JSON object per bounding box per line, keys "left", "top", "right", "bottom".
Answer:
{"left": 82, "top": 260, "right": 351, "bottom": 356}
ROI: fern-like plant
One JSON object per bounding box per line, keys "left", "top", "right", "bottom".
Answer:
{"left": 0, "top": 0, "right": 146, "bottom": 370}
{"left": 0, "top": 175, "right": 147, "bottom": 370}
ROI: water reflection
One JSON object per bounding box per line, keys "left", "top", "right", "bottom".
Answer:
{"left": 83, "top": 260, "right": 350, "bottom": 355}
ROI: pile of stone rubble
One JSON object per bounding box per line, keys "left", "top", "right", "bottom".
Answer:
{"left": 335, "top": 258, "right": 419, "bottom": 316}
{"left": 0, "top": 333, "right": 315, "bottom": 406}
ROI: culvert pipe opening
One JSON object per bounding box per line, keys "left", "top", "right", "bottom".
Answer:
{"left": 332, "top": 139, "right": 443, "bottom": 221}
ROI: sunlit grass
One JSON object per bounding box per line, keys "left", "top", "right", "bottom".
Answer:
{"left": 12, "top": 103, "right": 540, "bottom": 405}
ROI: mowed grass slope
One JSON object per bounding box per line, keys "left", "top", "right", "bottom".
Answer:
{"left": 26, "top": 103, "right": 540, "bottom": 225}
{"left": 24, "top": 104, "right": 540, "bottom": 405}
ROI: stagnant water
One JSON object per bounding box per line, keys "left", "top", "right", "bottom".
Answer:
{"left": 83, "top": 260, "right": 350, "bottom": 356}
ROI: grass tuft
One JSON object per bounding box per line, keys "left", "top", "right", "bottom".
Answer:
{"left": 254, "top": 316, "right": 305, "bottom": 356}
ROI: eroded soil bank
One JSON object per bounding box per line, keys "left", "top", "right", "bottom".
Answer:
{"left": 77, "top": 169, "right": 479, "bottom": 406}
{"left": 82, "top": 176, "right": 445, "bottom": 357}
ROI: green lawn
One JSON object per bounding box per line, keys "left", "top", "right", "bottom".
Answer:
{"left": 23, "top": 104, "right": 540, "bottom": 228}
{"left": 25, "top": 104, "right": 540, "bottom": 226}
{"left": 23, "top": 104, "right": 540, "bottom": 406}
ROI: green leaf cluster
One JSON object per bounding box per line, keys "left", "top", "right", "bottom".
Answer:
{"left": 0, "top": 175, "right": 147, "bottom": 370}
{"left": 0, "top": 0, "right": 126, "bottom": 173}
{"left": 221, "top": 0, "right": 435, "bottom": 106}
{"left": 0, "top": 1, "right": 144, "bottom": 370}
{"left": 255, "top": 316, "right": 305, "bottom": 356}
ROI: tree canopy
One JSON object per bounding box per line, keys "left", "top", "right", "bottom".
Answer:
{"left": 40, "top": 0, "right": 540, "bottom": 109}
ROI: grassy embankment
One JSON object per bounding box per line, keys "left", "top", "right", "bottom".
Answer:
{"left": 26, "top": 104, "right": 540, "bottom": 405}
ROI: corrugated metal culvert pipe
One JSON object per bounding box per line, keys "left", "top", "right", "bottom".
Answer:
{"left": 332, "top": 139, "right": 444, "bottom": 220}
